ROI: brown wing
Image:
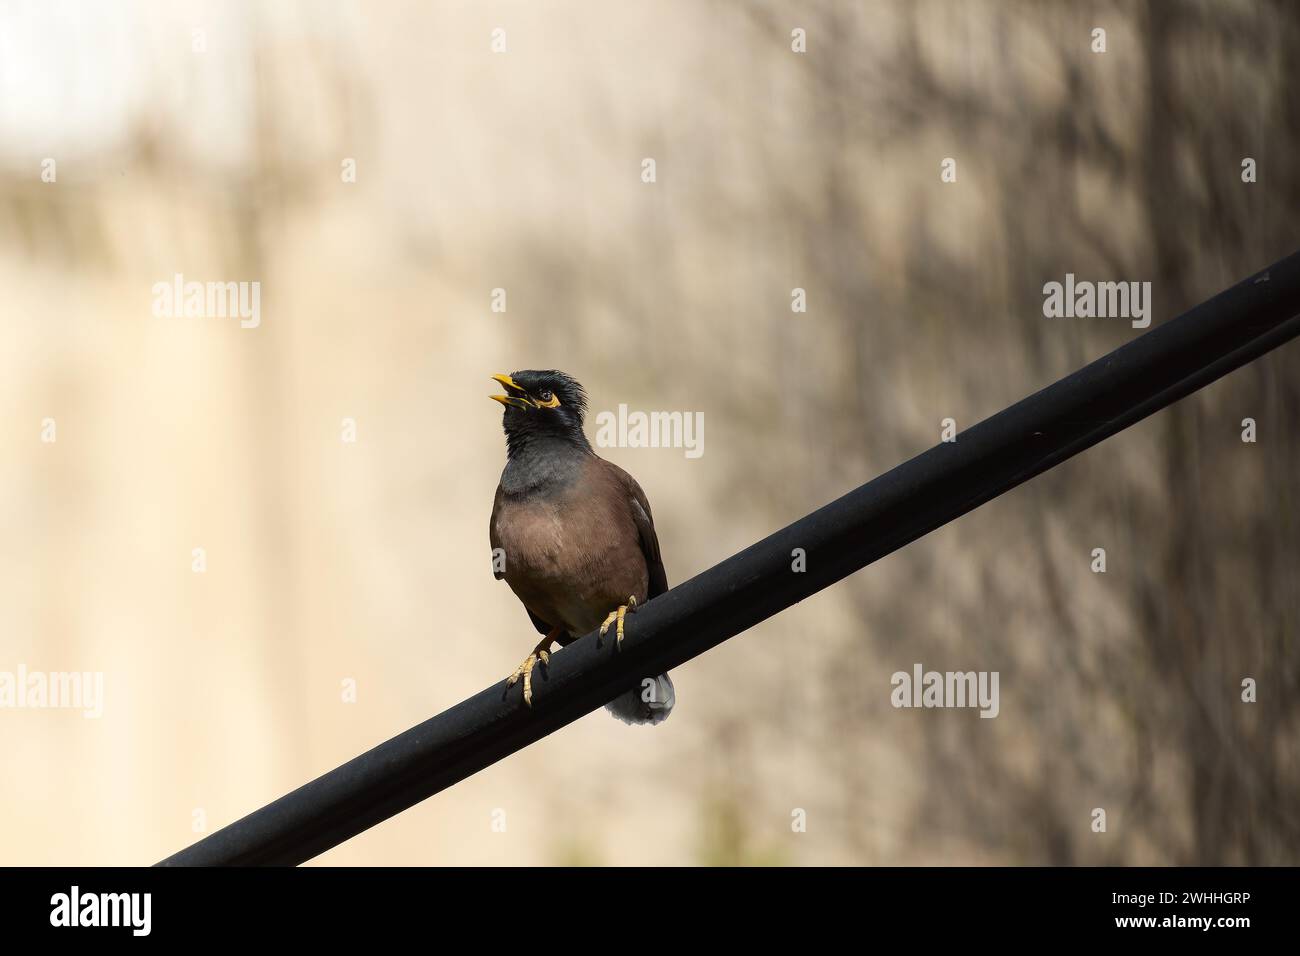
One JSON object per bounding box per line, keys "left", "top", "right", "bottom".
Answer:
{"left": 602, "top": 461, "right": 669, "bottom": 599}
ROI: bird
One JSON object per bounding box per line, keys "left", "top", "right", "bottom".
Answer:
{"left": 488, "top": 370, "right": 675, "bottom": 725}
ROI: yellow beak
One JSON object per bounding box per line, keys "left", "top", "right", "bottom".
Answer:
{"left": 490, "top": 374, "right": 534, "bottom": 409}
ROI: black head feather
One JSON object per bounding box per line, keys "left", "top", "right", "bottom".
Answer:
{"left": 496, "top": 369, "right": 591, "bottom": 460}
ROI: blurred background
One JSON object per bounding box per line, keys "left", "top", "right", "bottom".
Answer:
{"left": 1, "top": 0, "right": 1297, "bottom": 865}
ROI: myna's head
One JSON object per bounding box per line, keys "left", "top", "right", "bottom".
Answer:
{"left": 490, "top": 370, "right": 589, "bottom": 456}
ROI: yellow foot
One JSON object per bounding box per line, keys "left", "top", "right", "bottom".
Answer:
{"left": 506, "top": 632, "right": 558, "bottom": 707}
{"left": 597, "top": 595, "right": 637, "bottom": 649}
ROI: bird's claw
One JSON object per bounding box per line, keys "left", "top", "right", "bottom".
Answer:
{"left": 597, "top": 595, "right": 637, "bottom": 650}
{"left": 506, "top": 646, "right": 550, "bottom": 707}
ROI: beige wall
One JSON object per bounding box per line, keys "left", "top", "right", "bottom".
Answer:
{"left": 2, "top": 0, "right": 1297, "bottom": 865}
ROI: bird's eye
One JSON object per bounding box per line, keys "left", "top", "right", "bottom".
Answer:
{"left": 539, "top": 390, "right": 553, "bottom": 402}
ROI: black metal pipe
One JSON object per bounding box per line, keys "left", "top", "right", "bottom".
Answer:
{"left": 158, "top": 251, "right": 1300, "bottom": 866}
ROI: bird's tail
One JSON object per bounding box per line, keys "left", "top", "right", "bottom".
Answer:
{"left": 605, "top": 672, "right": 675, "bottom": 725}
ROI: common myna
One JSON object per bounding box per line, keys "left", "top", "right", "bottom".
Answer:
{"left": 488, "top": 370, "right": 675, "bottom": 724}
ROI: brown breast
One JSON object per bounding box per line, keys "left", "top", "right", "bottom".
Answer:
{"left": 492, "top": 457, "right": 649, "bottom": 636}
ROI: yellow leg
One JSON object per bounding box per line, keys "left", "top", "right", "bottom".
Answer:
{"left": 597, "top": 595, "right": 637, "bottom": 649}
{"left": 506, "top": 627, "right": 561, "bottom": 707}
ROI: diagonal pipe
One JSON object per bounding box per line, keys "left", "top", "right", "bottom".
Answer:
{"left": 158, "top": 251, "right": 1300, "bottom": 866}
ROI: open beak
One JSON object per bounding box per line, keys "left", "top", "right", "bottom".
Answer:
{"left": 490, "top": 374, "right": 535, "bottom": 410}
